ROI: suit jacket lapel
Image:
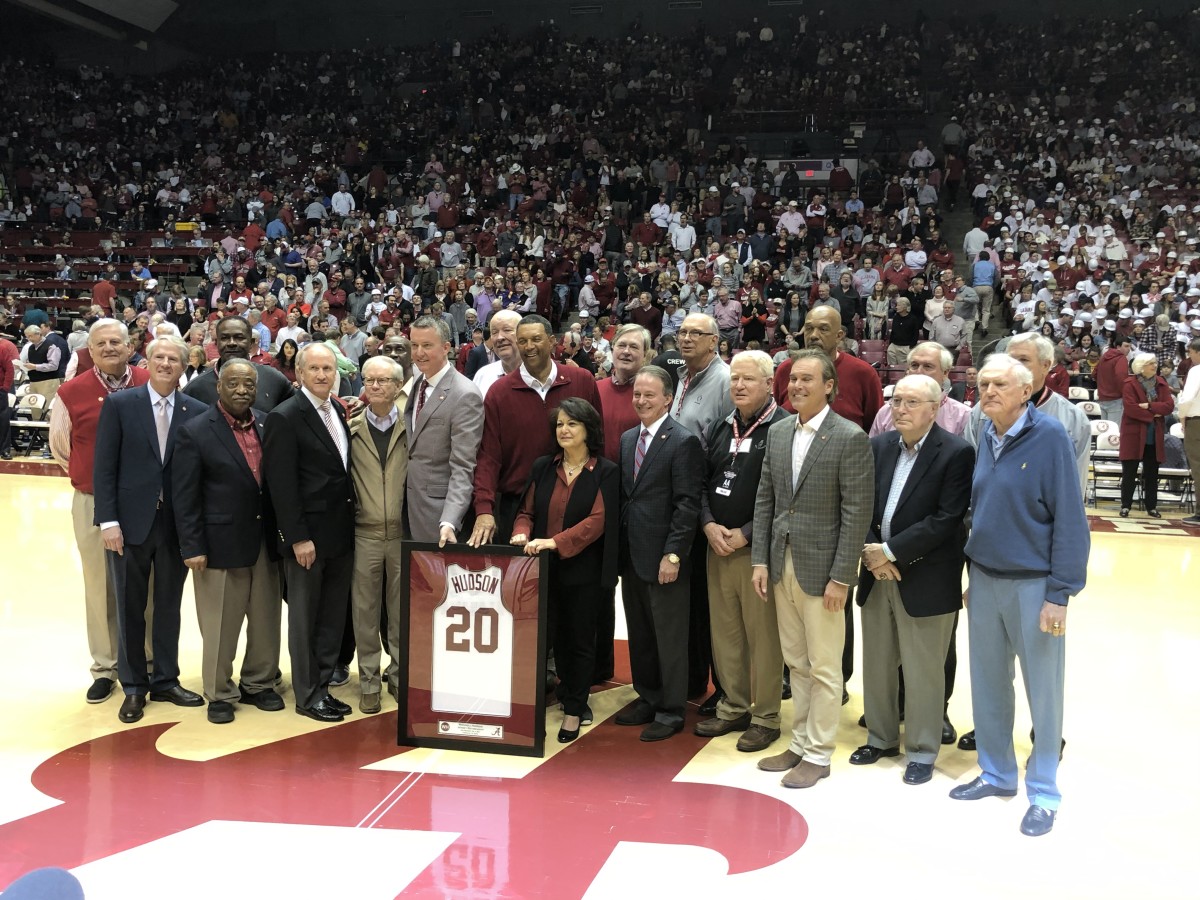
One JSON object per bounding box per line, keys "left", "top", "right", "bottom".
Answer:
{"left": 302, "top": 399, "right": 341, "bottom": 457}
{"left": 415, "top": 380, "right": 450, "bottom": 439}
{"left": 135, "top": 386, "right": 161, "bottom": 462}
{"left": 877, "top": 439, "right": 901, "bottom": 515}
{"left": 164, "top": 392, "right": 193, "bottom": 466}
{"left": 792, "top": 413, "right": 834, "bottom": 498}
{"left": 631, "top": 419, "right": 671, "bottom": 493}
{"left": 894, "top": 429, "right": 940, "bottom": 513}
{"left": 210, "top": 407, "right": 257, "bottom": 482}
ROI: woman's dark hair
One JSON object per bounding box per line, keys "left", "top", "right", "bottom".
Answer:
{"left": 275, "top": 339, "right": 299, "bottom": 367}
{"left": 550, "top": 397, "right": 604, "bottom": 457}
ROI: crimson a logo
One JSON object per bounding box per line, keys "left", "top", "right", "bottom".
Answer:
{"left": 0, "top": 710, "right": 808, "bottom": 896}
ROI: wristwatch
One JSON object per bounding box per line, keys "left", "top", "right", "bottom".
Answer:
{"left": 666, "top": 553, "right": 681, "bottom": 565}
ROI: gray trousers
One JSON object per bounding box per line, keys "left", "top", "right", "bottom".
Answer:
{"left": 861, "top": 579, "right": 955, "bottom": 764}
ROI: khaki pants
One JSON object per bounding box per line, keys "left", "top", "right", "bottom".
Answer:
{"left": 192, "top": 541, "right": 282, "bottom": 702}
{"left": 27, "top": 378, "right": 62, "bottom": 419}
{"left": 707, "top": 546, "right": 783, "bottom": 727}
{"left": 774, "top": 554, "right": 845, "bottom": 766}
{"left": 886, "top": 344, "right": 912, "bottom": 367}
{"left": 861, "top": 578, "right": 955, "bottom": 764}
{"left": 72, "top": 490, "right": 153, "bottom": 679}
{"left": 976, "top": 285, "right": 995, "bottom": 330}
{"left": 351, "top": 533, "right": 404, "bottom": 694}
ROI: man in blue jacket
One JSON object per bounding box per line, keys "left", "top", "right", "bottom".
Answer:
{"left": 948, "top": 354, "right": 1089, "bottom": 837}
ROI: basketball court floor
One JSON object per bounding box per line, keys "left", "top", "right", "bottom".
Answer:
{"left": 0, "top": 469, "right": 1197, "bottom": 898}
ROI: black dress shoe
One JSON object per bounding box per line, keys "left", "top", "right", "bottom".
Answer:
{"left": 1147, "top": 509, "right": 1162, "bottom": 519}
{"left": 118, "top": 694, "right": 146, "bottom": 723}
{"left": 1019, "top": 804, "right": 1056, "bottom": 836}
{"left": 323, "top": 694, "right": 352, "bottom": 716}
{"left": 958, "top": 729, "right": 977, "bottom": 751}
{"left": 615, "top": 701, "right": 655, "bottom": 726}
{"left": 942, "top": 714, "right": 957, "bottom": 745}
{"left": 640, "top": 721, "right": 683, "bottom": 742}
{"left": 296, "top": 699, "right": 344, "bottom": 722}
{"left": 948, "top": 776, "right": 1017, "bottom": 800}
{"left": 697, "top": 691, "right": 723, "bottom": 716}
{"left": 903, "top": 762, "right": 934, "bottom": 785}
{"left": 558, "top": 720, "right": 581, "bottom": 743}
{"left": 329, "top": 665, "right": 350, "bottom": 687}
{"left": 238, "top": 686, "right": 285, "bottom": 711}
{"left": 86, "top": 677, "right": 115, "bottom": 704}
{"left": 842, "top": 688, "right": 850, "bottom": 706}
{"left": 848, "top": 744, "right": 900, "bottom": 765}
{"left": 781, "top": 675, "right": 791, "bottom": 701}
{"left": 1119, "top": 507, "right": 1130, "bottom": 517}
{"left": 207, "top": 701, "right": 235, "bottom": 724}
{"left": 1182, "top": 515, "right": 1200, "bottom": 526}
{"left": 149, "top": 685, "right": 204, "bottom": 707}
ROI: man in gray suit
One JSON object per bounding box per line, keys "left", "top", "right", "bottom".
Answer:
{"left": 404, "top": 315, "right": 483, "bottom": 545}
{"left": 615, "top": 365, "right": 704, "bottom": 742}
{"left": 751, "top": 349, "right": 873, "bottom": 788}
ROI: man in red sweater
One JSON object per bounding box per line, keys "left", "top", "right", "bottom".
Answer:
{"left": 1095, "top": 334, "right": 1131, "bottom": 424}
{"left": 468, "top": 315, "right": 602, "bottom": 547}
{"left": 771, "top": 306, "right": 884, "bottom": 431}
{"left": 49, "top": 320, "right": 151, "bottom": 704}
{"left": 0, "top": 331, "right": 16, "bottom": 459}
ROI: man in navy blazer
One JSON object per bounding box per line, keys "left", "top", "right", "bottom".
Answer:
{"left": 94, "top": 335, "right": 208, "bottom": 724}
{"left": 615, "top": 365, "right": 704, "bottom": 741}
{"left": 852, "top": 374, "right": 974, "bottom": 785}
{"left": 174, "top": 360, "right": 283, "bottom": 725}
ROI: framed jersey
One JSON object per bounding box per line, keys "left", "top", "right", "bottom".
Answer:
{"left": 398, "top": 542, "right": 549, "bottom": 757}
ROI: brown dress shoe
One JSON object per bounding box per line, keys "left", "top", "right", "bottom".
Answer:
{"left": 360, "top": 692, "right": 381, "bottom": 714}
{"left": 781, "top": 760, "right": 830, "bottom": 789}
{"left": 693, "top": 712, "right": 751, "bottom": 737}
{"left": 757, "top": 748, "right": 802, "bottom": 772}
{"left": 736, "top": 724, "right": 781, "bottom": 752}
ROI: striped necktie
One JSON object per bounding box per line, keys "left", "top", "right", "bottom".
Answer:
{"left": 634, "top": 428, "right": 650, "bottom": 479}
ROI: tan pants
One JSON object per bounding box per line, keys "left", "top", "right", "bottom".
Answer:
{"left": 72, "top": 490, "right": 153, "bottom": 679}
{"left": 886, "top": 344, "right": 911, "bottom": 367}
{"left": 351, "top": 533, "right": 404, "bottom": 694}
{"left": 192, "top": 542, "right": 282, "bottom": 702}
{"left": 861, "top": 578, "right": 955, "bottom": 764}
{"left": 774, "top": 554, "right": 844, "bottom": 766}
{"left": 27, "top": 379, "right": 62, "bottom": 420}
{"left": 976, "top": 285, "right": 995, "bottom": 330}
{"left": 708, "top": 546, "right": 783, "bottom": 727}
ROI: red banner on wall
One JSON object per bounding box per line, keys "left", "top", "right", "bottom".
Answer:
{"left": 398, "top": 542, "right": 548, "bottom": 757}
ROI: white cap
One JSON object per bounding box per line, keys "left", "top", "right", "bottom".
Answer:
{"left": 371, "top": 288, "right": 382, "bottom": 295}
{"left": 709, "top": 186, "right": 718, "bottom": 193}
{"left": 1072, "top": 319, "right": 1085, "bottom": 327}
{"left": 1104, "top": 320, "right": 1117, "bottom": 331}
{"left": 584, "top": 275, "right": 595, "bottom": 283}
{"left": 1057, "top": 255, "right": 1067, "bottom": 264}
{"left": 144, "top": 278, "right": 158, "bottom": 290}
{"left": 1118, "top": 308, "right": 1133, "bottom": 318}
{"left": 1080, "top": 312, "right": 1095, "bottom": 322}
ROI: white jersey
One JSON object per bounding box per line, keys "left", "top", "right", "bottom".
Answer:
{"left": 431, "top": 564, "right": 514, "bottom": 717}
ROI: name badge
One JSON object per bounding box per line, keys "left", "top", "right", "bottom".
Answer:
{"left": 728, "top": 438, "right": 751, "bottom": 454}
{"left": 715, "top": 468, "right": 737, "bottom": 496}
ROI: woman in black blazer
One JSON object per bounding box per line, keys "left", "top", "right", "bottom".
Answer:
{"left": 511, "top": 397, "right": 619, "bottom": 743}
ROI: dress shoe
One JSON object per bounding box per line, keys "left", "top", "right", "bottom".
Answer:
{"left": 1147, "top": 509, "right": 1162, "bottom": 519}
{"left": 1182, "top": 515, "right": 1200, "bottom": 526}
{"left": 118, "top": 694, "right": 146, "bottom": 723}
{"left": 736, "top": 724, "right": 780, "bottom": 752}
{"left": 615, "top": 700, "right": 655, "bottom": 726}
{"left": 849, "top": 744, "right": 900, "bottom": 765}
{"left": 324, "top": 694, "right": 352, "bottom": 716}
{"left": 296, "top": 699, "right": 344, "bottom": 722}
{"left": 781, "top": 760, "right": 830, "bottom": 789}
{"left": 958, "top": 729, "right": 977, "bottom": 751}
{"left": 903, "top": 762, "right": 934, "bottom": 785}
{"left": 781, "top": 676, "right": 791, "bottom": 701}
{"left": 329, "top": 665, "right": 350, "bottom": 687}
{"left": 1119, "top": 507, "right": 1130, "bottom": 517}
{"left": 697, "top": 691, "right": 723, "bottom": 716}
{"left": 694, "top": 712, "right": 751, "bottom": 737}
{"left": 949, "top": 776, "right": 1017, "bottom": 800}
{"left": 207, "top": 700, "right": 235, "bottom": 724}
{"left": 86, "top": 677, "right": 115, "bottom": 704}
{"left": 238, "top": 686, "right": 285, "bottom": 711}
{"left": 640, "top": 721, "right": 683, "bottom": 742}
{"left": 0, "top": 448, "right": 11, "bottom": 460}
{"left": 360, "top": 692, "right": 381, "bottom": 714}
{"left": 558, "top": 723, "right": 580, "bottom": 743}
{"left": 757, "top": 749, "right": 803, "bottom": 772}
{"left": 842, "top": 688, "right": 849, "bottom": 705}
{"left": 149, "top": 685, "right": 204, "bottom": 707}
{"left": 1019, "top": 805, "right": 1056, "bottom": 837}
{"left": 942, "top": 714, "right": 957, "bottom": 745}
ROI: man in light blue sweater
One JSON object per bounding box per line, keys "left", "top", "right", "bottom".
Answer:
{"left": 949, "top": 354, "right": 1089, "bottom": 838}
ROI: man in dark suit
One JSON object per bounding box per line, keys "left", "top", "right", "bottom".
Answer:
{"left": 751, "top": 349, "right": 873, "bottom": 788}
{"left": 463, "top": 324, "right": 495, "bottom": 380}
{"left": 94, "top": 335, "right": 208, "bottom": 724}
{"left": 404, "top": 316, "right": 483, "bottom": 545}
{"left": 263, "top": 342, "right": 356, "bottom": 723}
{"left": 183, "top": 316, "right": 295, "bottom": 411}
{"left": 850, "top": 374, "right": 974, "bottom": 785}
{"left": 615, "top": 364, "right": 704, "bottom": 741}
{"left": 174, "top": 360, "right": 284, "bottom": 725}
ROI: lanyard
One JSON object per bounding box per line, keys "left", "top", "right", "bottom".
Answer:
{"left": 677, "top": 357, "right": 715, "bottom": 408}
{"left": 731, "top": 400, "right": 777, "bottom": 448}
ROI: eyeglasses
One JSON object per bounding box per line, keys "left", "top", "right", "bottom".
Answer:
{"left": 362, "top": 377, "right": 396, "bottom": 386}
{"left": 677, "top": 329, "right": 717, "bottom": 339}
{"left": 888, "top": 398, "right": 937, "bottom": 410}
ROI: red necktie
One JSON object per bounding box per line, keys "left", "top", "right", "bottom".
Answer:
{"left": 634, "top": 428, "right": 650, "bottom": 479}
{"left": 415, "top": 377, "right": 430, "bottom": 420}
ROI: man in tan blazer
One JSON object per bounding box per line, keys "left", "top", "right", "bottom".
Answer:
{"left": 404, "top": 315, "right": 484, "bottom": 545}
{"left": 349, "top": 355, "right": 410, "bottom": 713}
{"left": 751, "top": 349, "right": 873, "bottom": 788}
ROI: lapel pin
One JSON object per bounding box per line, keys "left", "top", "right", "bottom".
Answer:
{"left": 1021, "top": 462, "right": 1027, "bottom": 470}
